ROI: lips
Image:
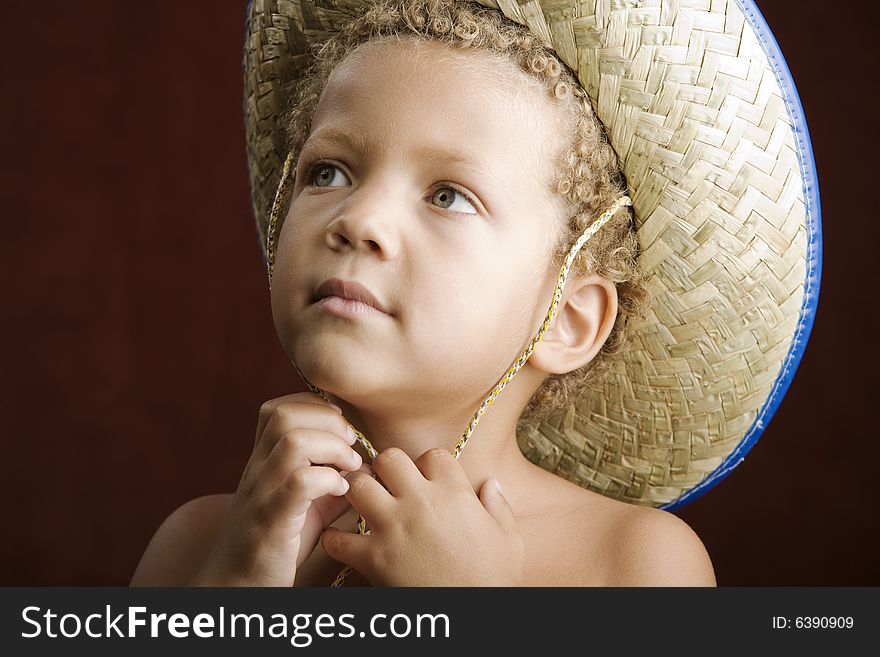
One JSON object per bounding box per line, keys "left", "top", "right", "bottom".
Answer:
{"left": 312, "top": 278, "right": 390, "bottom": 315}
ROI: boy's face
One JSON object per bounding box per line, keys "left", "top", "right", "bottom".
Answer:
{"left": 271, "top": 39, "right": 570, "bottom": 413}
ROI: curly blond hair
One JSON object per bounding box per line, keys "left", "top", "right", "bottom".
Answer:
{"left": 280, "top": 0, "right": 651, "bottom": 428}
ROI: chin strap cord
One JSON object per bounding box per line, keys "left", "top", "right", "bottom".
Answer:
{"left": 266, "top": 149, "right": 632, "bottom": 586}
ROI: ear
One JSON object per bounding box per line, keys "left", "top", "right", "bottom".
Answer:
{"left": 527, "top": 274, "right": 618, "bottom": 376}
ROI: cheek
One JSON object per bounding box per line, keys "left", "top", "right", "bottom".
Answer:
{"left": 269, "top": 227, "right": 313, "bottom": 335}
{"left": 482, "top": 256, "right": 552, "bottom": 354}
{"left": 269, "top": 274, "right": 299, "bottom": 349}
{"left": 406, "top": 260, "right": 535, "bottom": 366}
{"left": 276, "top": 212, "right": 312, "bottom": 265}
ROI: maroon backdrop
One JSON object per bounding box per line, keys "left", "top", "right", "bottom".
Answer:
{"left": 1, "top": 0, "right": 876, "bottom": 585}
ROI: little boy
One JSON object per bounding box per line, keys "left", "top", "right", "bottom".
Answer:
{"left": 131, "top": 0, "right": 716, "bottom": 587}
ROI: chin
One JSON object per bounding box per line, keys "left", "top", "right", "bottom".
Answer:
{"left": 290, "top": 340, "right": 384, "bottom": 396}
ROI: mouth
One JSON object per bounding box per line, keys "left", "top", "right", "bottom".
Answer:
{"left": 311, "top": 278, "right": 391, "bottom": 317}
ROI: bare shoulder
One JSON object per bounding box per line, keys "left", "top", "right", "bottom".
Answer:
{"left": 515, "top": 465, "right": 715, "bottom": 586}
{"left": 129, "top": 493, "right": 233, "bottom": 586}
{"left": 601, "top": 503, "right": 717, "bottom": 586}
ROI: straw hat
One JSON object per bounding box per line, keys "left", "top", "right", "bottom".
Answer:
{"left": 242, "top": 0, "right": 822, "bottom": 510}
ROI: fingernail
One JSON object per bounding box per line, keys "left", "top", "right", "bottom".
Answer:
{"left": 329, "top": 402, "right": 342, "bottom": 413}
{"left": 347, "top": 426, "right": 358, "bottom": 443}
{"left": 339, "top": 477, "right": 350, "bottom": 493}
{"left": 493, "top": 478, "right": 503, "bottom": 494}
{"left": 351, "top": 450, "right": 362, "bottom": 467}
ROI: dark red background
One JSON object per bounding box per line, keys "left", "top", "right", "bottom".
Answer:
{"left": 1, "top": 1, "right": 876, "bottom": 585}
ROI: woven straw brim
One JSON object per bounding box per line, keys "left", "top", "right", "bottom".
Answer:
{"left": 243, "top": 0, "right": 816, "bottom": 508}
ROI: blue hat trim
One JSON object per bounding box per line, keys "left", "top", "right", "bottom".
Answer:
{"left": 661, "top": 0, "right": 823, "bottom": 511}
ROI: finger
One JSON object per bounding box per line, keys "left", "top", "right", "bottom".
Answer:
{"left": 342, "top": 470, "right": 395, "bottom": 531}
{"left": 370, "top": 447, "right": 426, "bottom": 497}
{"left": 257, "top": 429, "right": 362, "bottom": 493}
{"left": 311, "top": 479, "right": 352, "bottom": 530}
{"left": 255, "top": 392, "right": 342, "bottom": 445}
{"left": 321, "top": 526, "right": 374, "bottom": 576}
{"left": 307, "top": 460, "right": 373, "bottom": 528}
{"left": 414, "top": 447, "right": 470, "bottom": 487}
{"left": 261, "top": 466, "right": 349, "bottom": 530}
{"left": 256, "top": 392, "right": 340, "bottom": 440}
{"left": 256, "top": 403, "right": 355, "bottom": 460}
{"left": 479, "top": 477, "right": 520, "bottom": 537}
{"left": 302, "top": 461, "right": 375, "bottom": 569}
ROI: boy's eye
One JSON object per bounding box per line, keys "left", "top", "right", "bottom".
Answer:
{"left": 308, "top": 162, "right": 349, "bottom": 188}
{"left": 430, "top": 186, "right": 478, "bottom": 216}
{"left": 305, "top": 160, "right": 479, "bottom": 216}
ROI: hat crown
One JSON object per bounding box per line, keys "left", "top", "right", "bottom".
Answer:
{"left": 243, "top": 0, "right": 821, "bottom": 509}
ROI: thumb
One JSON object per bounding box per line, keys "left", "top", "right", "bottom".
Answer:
{"left": 480, "top": 477, "right": 519, "bottom": 536}
{"left": 314, "top": 480, "right": 352, "bottom": 528}
{"left": 297, "top": 461, "right": 374, "bottom": 569}
{"left": 315, "top": 461, "right": 374, "bottom": 528}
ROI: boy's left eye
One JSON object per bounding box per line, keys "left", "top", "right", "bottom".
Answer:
{"left": 305, "top": 161, "right": 479, "bottom": 216}
{"left": 430, "top": 186, "right": 478, "bottom": 216}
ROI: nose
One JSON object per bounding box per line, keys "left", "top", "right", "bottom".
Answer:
{"left": 325, "top": 185, "right": 401, "bottom": 259}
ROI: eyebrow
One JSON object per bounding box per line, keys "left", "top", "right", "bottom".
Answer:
{"left": 301, "top": 128, "right": 369, "bottom": 157}
{"left": 300, "top": 128, "right": 513, "bottom": 204}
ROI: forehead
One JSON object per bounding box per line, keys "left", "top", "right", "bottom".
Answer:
{"left": 308, "top": 39, "right": 566, "bottom": 195}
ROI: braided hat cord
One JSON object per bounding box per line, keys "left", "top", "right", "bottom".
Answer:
{"left": 265, "top": 150, "right": 631, "bottom": 586}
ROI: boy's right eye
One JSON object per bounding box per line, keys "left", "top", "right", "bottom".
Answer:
{"left": 307, "top": 161, "right": 350, "bottom": 189}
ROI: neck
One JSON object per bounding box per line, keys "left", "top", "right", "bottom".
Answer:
{"left": 325, "top": 363, "right": 546, "bottom": 502}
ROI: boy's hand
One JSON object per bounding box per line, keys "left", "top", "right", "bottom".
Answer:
{"left": 320, "top": 447, "right": 525, "bottom": 586}
{"left": 190, "top": 392, "right": 370, "bottom": 587}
